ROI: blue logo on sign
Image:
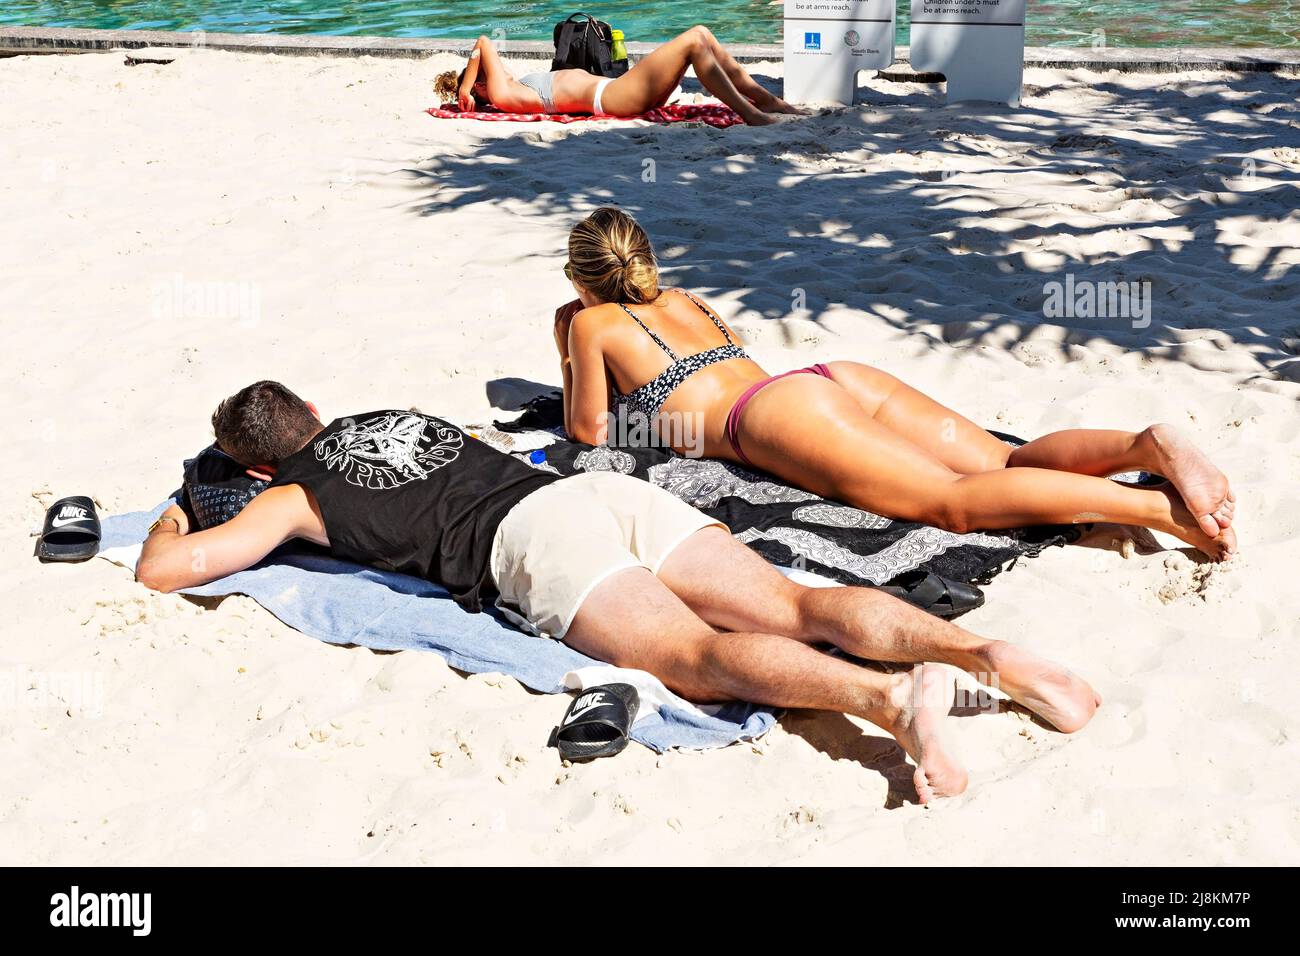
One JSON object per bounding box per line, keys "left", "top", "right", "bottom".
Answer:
{"left": 804, "top": 32, "right": 821, "bottom": 50}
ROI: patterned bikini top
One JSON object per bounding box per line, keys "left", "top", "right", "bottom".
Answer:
{"left": 615, "top": 290, "right": 750, "bottom": 419}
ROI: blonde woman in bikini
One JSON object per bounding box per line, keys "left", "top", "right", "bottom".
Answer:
{"left": 434, "top": 27, "right": 802, "bottom": 126}
{"left": 554, "top": 208, "right": 1239, "bottom": 560}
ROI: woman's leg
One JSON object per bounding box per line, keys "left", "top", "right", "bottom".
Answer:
{"left": 1009, "top": 425, "right": 1235, "bottom": 534}
{"left": 733, "top": 375, "right": 1237, "bottom": 559}
{"left": 825, "top": 361, "right": 1235, "bottom": 534}
{"left": 828, "top": 359, "right": 1164, "bottom": 475}
{"left": 600, "top": 26, "right": 776, "bottom": 125}
{"left": 824, "top": 361, "right": 1015, "bottom": 474}
{"left": 692, "top": 25, "right": 804, "bottom": 114}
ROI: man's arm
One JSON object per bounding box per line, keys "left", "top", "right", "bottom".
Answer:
{"left": 135, "top": 484, "right": 325, "bottom": 593}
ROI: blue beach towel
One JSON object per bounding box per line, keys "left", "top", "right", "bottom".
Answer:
{"left": 99, "top": 503, "right": 777, "bottom": 753}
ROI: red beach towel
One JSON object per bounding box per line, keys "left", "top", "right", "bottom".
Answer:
{"left": 425, "top": 102, "right": 745, "bottom": 129}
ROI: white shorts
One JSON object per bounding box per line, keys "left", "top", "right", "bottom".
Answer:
{"left": 489, "top": 472, "right": 723, "bottom": 639}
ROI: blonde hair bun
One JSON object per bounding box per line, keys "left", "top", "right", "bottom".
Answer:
{"left": 568, "top": 207, "right": 660, "bottom": 305}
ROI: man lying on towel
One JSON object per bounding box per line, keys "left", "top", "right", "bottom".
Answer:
{"left": 138, "top": 381, "right": 1102, "bottom": 803}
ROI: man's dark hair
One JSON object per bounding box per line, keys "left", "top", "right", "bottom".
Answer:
{"left": 211, "top": 381, "right": 320, "bottom": 467}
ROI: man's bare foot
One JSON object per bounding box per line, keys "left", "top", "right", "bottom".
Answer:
{"left": 982, "top": 642, "right": 1100, "bottom": 733}
{"left": 1143, "top": 424, "right": 1235, "bottom": 536}
{"left": 1156, "top": 488, "right": 1238, "bottom": 561}
{"left": 886, "top": 665, "right": 968, "bottom": 804}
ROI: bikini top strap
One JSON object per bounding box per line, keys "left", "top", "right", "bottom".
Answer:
{"left": 619, "top": 304, "right": 679, "bottom": 361}
{"left": 679, "top": 290, "right": 736, "bottom": 346}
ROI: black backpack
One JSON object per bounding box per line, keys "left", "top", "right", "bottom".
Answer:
{"left": 551, "top": 13, "right": 628, "bottom": 78}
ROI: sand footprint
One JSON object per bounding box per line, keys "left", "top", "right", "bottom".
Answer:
{"left": 1082, "top": 685, "right": 1146, "bottom": 751}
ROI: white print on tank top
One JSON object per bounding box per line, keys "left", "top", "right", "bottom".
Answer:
{"left": 315, "top": 412, "right": 464, "bottom": 490}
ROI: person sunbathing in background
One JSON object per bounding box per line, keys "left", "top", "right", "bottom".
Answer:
{"left": 135, "top": 381, "right": 1103, "bottom": 804}
{"left": 433, "top": 26, "right": 803, "bottom": 126}
{"left": 553, "top": 207, "right": 1239, "bottom": 561}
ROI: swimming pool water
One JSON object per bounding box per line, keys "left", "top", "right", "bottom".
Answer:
{"left": 2, "top": 1, "right": 1296, "bottom": 48}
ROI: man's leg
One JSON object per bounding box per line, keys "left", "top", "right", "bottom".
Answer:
{"left": 656, "top": 527, "right": 1101, "bottom": 733}
{"left": 564, "top": 565, "right": 968, "bottom": 803}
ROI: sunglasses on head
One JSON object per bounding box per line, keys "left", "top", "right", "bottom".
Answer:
{"left": 563, "top": 261, "right": 573, "bottom": 280}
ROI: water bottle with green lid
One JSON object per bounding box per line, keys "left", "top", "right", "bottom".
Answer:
{"left": 611, "top": 29, "right": 628, "bottom": 64}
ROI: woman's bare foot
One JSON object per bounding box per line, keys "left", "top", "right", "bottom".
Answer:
{"left": 982, "top": 642, "right": 1100, "bottom": 733}
{"left": 744, "top": 110, "right": 802, "bottom": 126}
{"left": 745, "top": 86, "right": 807, "bottom": 115}
{"left": 1155, "top": 488, "right": 1238, "bottom": 561}
{"left": 1142, "top": 424, "right": 1235, "bottom": 535}
{"left": 768, "top": 99, "right": 807, "bottom": 115}
{"left": 885, "top": 665, "right": 968, "bottom": 804}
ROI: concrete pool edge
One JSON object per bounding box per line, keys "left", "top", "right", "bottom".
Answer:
{"left": 1, "top": 25, "right": 1297, "bottom": 73}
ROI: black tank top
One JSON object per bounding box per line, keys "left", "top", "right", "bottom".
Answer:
{"left": 270, "top": 410, "right": 558, "bottom": 611}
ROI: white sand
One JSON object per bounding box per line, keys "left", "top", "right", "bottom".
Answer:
{"left": 1, "top": 49, "right": 1298, "bottom": 865}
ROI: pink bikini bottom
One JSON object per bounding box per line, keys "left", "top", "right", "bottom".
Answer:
{"left": 724, "top": 364, "right": 832, "bottom": 468}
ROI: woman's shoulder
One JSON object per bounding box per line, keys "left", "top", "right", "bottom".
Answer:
{"left": 663, "top": 287, "right": 714, "bottom": 311}
{"left": 571, "top": 301, "right": 626, "bottom": 335}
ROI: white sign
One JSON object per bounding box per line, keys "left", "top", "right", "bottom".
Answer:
{"left": 909, "top": 0, "right": 1026, "bottom": 106}
{"left": 784, "top": 0, "right": 895, "bottom": 106}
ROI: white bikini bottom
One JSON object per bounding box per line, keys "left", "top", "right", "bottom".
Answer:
{"left": 592, "top": 78, "right": 613, "bottom": 116}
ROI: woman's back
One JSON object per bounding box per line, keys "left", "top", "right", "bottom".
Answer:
{"left": 588, "top": 289, "right": 768, "bottom": 446}
{"left": 548, "top": 69, "right": 602, "bottom": 111}
{"left": 563, "top": 207, "right": 765, "bottom": 455}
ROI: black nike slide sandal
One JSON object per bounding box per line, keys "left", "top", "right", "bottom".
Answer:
{"left": 878, "top": 569, "right": 985, "bottom": 620}
{"left": 548, "top": 682, "right": 640, "bottom": 762}
{"left": 36, "top": 496, "right": 101, "bottom": 563}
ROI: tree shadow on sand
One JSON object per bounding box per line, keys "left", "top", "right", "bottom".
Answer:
{"left": 398, "top": 69, "right": 1300, "bottom": 384}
